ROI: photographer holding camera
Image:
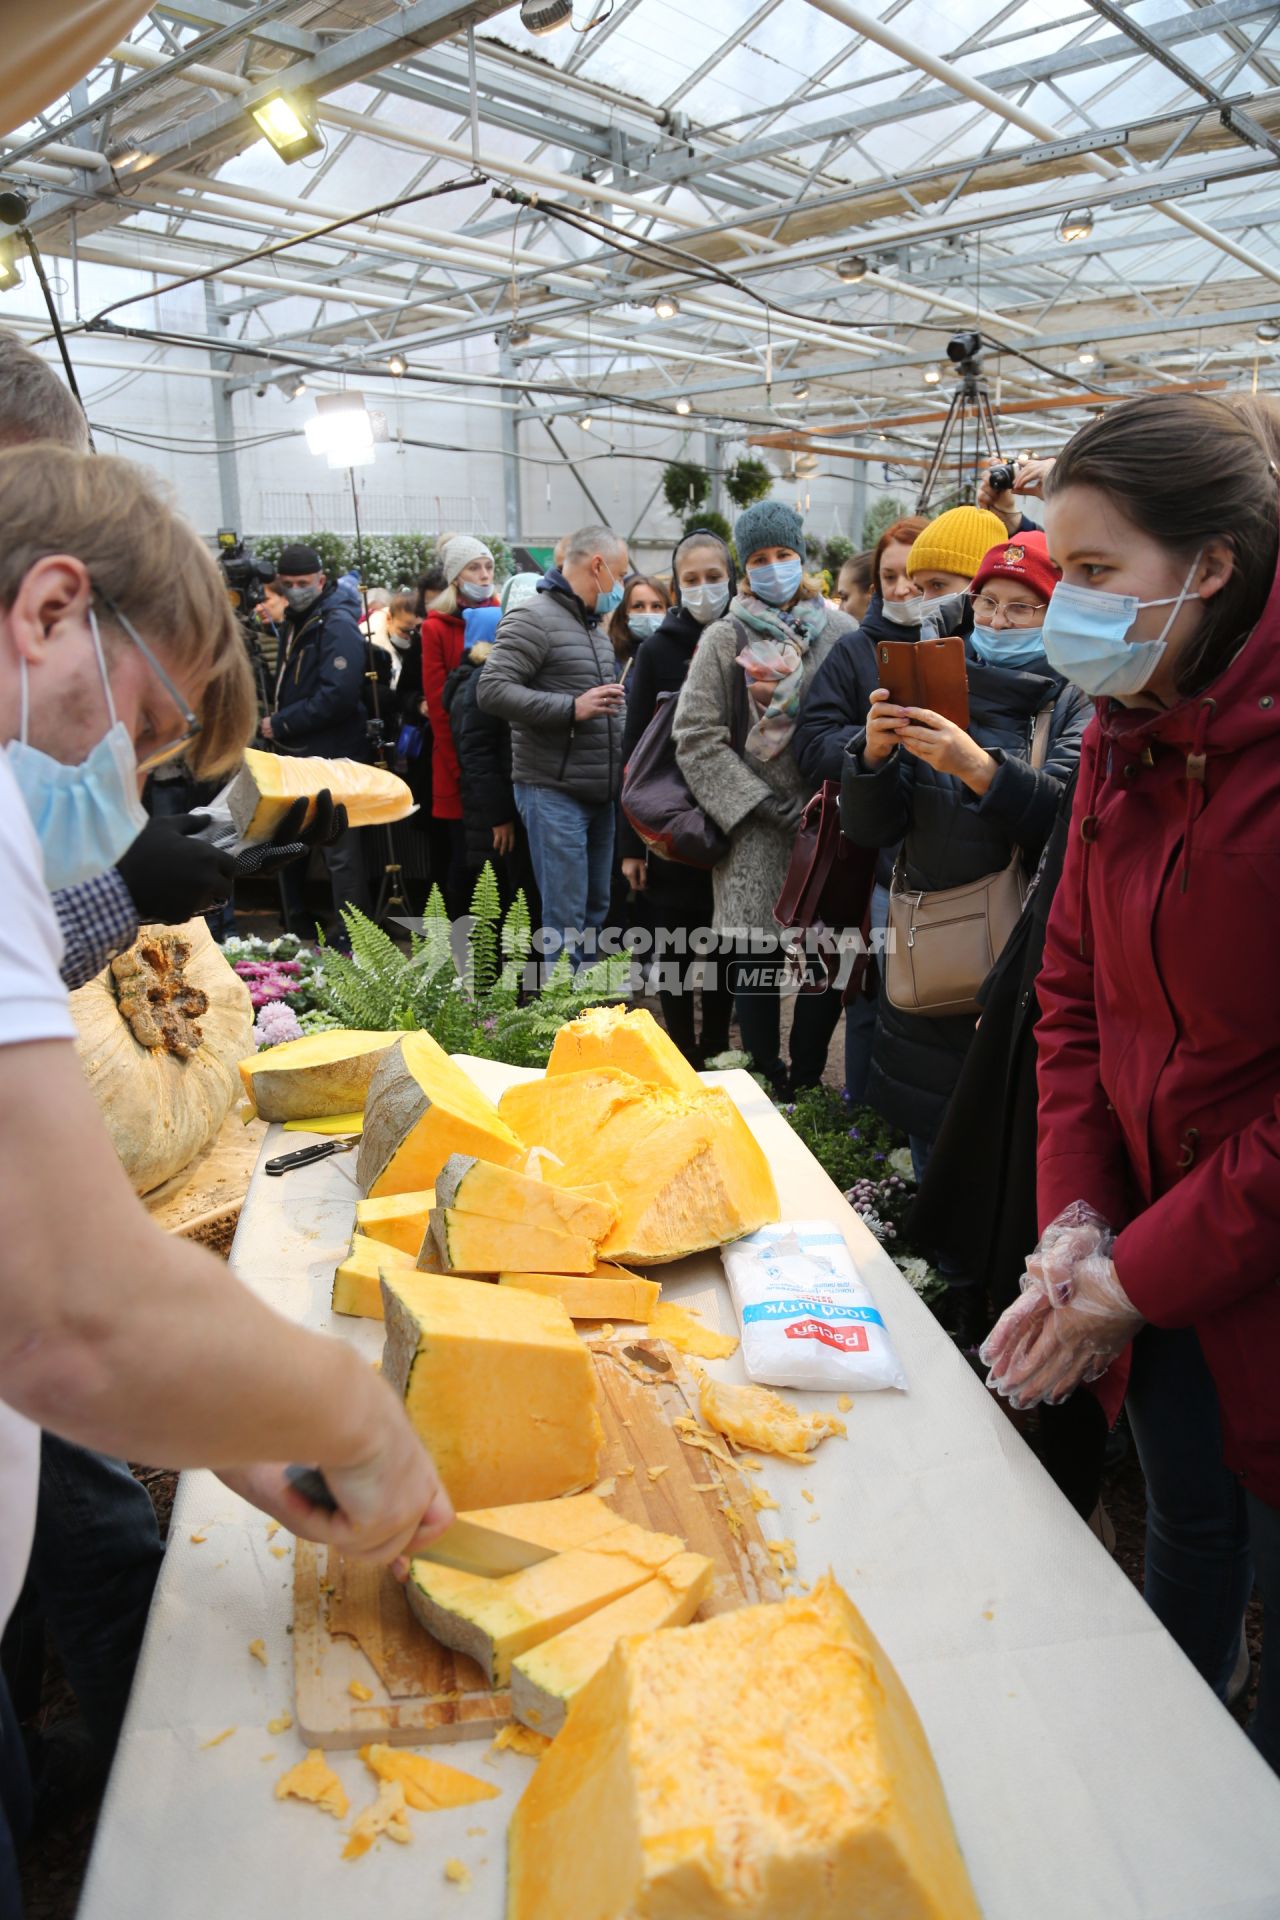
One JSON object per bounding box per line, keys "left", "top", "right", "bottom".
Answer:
{"left": 265, "top": 542, "right": 373, "bottom": 931}
{"left": 978, "top": 455, "right": 1056, "bottom": 538}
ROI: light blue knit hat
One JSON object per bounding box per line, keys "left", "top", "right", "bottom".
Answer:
{"left": 733, "top": 498, "right": 805, "bottom": 564}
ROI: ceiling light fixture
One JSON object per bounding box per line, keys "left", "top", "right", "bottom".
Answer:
{"left": 506, "top": 321, "right": 531, "bottom": 347}
{"left": 792, "top": 381, "right": 811, "bottom": 401}
{"left": 1077, "top": 344, "right": 1098, "bottom": 366}
{"left": 653, "top": 292, "right": 680, "bottom": 320}
{"left": 0, "top": 237, "right": 23, "bottom": 294}
{"left": 1056, "top": 207, "right": 1094, "bottom": 244}
{"left": 249, "top": 91, "right": 324, "bottom": 163}
{"left": 578, "top": 413, "right": 594, "bottom": 431}
{"left": 675, "top": 396, "right": 693, "bottom": 415}
{"left": 388, "top": 352, "right": 407, "bottom": 376}
{"left": 520, "top": 0, "right": 573, "bottom": 33}
{"left": 1255, "top": 320, "right": 1280, "bottom": 343}
{"left": 835, "top": 254, "right": 869, "bottom": 282}
{"left": 923, "top": 366, "right": 941, "bottom": 385}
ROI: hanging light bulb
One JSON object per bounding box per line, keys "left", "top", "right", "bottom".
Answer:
{"left": 792, "top": 381, "right": 811, "bottom": 401}
{"left": 578, "top": 413, "right": 594, "bottom": 431}
{"left": 388, "top": 352, "right": 407, "bottom": 377}
{"left": 835, "top": 254, "right": 869, "bottom": 282}
{"left": 653, "top": 292, "right": 680, "bottom": 320}
{"left": 1057, "top": 208, "right": 1094, "bottom": 244}
{"left": 923, "top": 366, "right": 941, "bottom": 386}
{"left": 506, "top": 321, "right": 531, "bottom": 347}
{"left": 675, "top": 396, "right": 693, "bottom": 415}
{"left": 1077, "top": 344, "right": 1098, "bottom": 366}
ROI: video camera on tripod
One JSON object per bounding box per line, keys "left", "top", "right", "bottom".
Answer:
{"left": 917, "top": 332, "right": 1014, "bottom": 514}
{"left": 216, "top": 529, "right": 279, "bottom": 717}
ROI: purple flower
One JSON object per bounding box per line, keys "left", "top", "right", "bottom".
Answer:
{"left": 874, "top": 1151, "right": 886, "bottom": 1162}
{"left": 847, "top": 1126, "right": 861, "bottom": 1140}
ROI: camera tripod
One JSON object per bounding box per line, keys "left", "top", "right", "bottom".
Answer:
{"left": 916, "top": 347, "right": 1004, "bottom": 516}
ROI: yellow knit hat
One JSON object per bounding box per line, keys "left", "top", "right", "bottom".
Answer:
{"left": 906, "top": 506, "right": 1009, "bottom": 582}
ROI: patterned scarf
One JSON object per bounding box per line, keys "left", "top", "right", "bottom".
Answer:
{"left": 731, "top": 591, "right": 829, "bottom": 760}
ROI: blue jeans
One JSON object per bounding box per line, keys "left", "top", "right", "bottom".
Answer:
{"left": 1, "top": 1436, "right": 163, "bottom": 1761}
{"left": 513, "top": 783, "right": 614, "bottom": 972}
{"left": 1126, "top": 1324, "right": 1280, "bottom": 1769}
{"left": 844, "top": 881, "right": 891, "bottom": 1104}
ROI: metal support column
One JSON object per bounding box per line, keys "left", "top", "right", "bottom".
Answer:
{"left": 706, "top": 430, "right": 723, "bottom": 517}
{"left": 204, "top": 282, "right": 242, "bottom": 529}
{"left": 498, "top": 346, "right": 521, "bottom": 540}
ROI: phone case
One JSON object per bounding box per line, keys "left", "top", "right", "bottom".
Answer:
{"left": 875, "top": 637, "right": 970, "bottom": 730}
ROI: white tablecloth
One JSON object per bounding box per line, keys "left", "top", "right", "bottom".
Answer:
{"left": 78, "top": 1065, "right": 1280, "bottom": 1919}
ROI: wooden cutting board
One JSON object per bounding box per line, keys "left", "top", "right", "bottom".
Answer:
{"left": 292, "top": 1339, "right": 783, "bottom": 1747}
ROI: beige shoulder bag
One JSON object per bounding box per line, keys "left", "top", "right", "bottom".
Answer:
{"left": 884, "top": 706, "right": 1053, "bottom": 1020}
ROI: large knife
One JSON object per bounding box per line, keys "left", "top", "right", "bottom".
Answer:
{"left": 284, "top": 1466, "right": 553, "bottom": 1577}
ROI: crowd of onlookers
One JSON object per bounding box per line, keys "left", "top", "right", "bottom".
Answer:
{"left": 1, "top": 319, "right": 1279, "bottom": 1913}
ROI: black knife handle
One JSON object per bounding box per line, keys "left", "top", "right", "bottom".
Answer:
{"left": 285, "top": 1464, "right": 339, "bottom": 1512}
{"left": 264, "top": 1138, "right": 351, "bottom": 1176}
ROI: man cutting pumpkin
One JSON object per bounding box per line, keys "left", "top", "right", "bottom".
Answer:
{"left": 0, "top": 444, "right": 452, "bottom": 1910}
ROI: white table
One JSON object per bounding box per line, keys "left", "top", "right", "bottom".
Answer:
{"left": 79, "top": 1065, "right": 1280, "bottom": 1920}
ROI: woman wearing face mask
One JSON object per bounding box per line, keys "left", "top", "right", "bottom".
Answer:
{"left": 608, "top": 575, "right": 671, "bottom": 672}
{"left": 840, "top": 522, "right": 1090, "bottom": 1221}
{"left": 983, "top": 393, "right": 1280, "bottom": 1769}
{"left": 421, "top": 535, "right": 498, "bottom": 916}
{"left": 619, "top": 532, "right": 737, "bottom": 1068}
{"left": 673, "top": 503, "right": 853, "bottom": 1093}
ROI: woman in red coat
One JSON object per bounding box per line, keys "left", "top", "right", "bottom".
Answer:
{"left": 420, "top": 534, "right": 498, "bottom": 915}
{"left": 984, "top": 392, "right": 1280, "bottom": 1769}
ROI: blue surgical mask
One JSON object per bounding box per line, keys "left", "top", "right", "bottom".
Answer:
{"left": 7, "top": 606, "right": 149, "bottom": 890}
{"left": 459, "top": 579, "right": 492, "bottom": 604}
{"left": 681, "top": 580, "right": 730, "bottom": 625}
{"left": 594, "top": 563, "right": 625, "bottom": 617}
{"left": 1041, "top": 554, "right": 1201, "bottom": 698}
{"left": 747, "top": 558, "right": 803, "bottom": 606}
{"left": 627, "top": 612, "right": 663, "bottom": 642}
{"left": 970, "top": 623, "right": 1047, "bottom": 668}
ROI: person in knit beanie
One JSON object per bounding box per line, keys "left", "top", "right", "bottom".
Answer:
{"left": 421, "top": 535, "right": 500, "bottom": 912}
{"left": 906, "top": 505, "right": 1008, "bottom": 597}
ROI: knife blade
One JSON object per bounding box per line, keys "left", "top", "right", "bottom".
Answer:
{"left": 283, "top": 1467, "right": 554, "bottom": 1578}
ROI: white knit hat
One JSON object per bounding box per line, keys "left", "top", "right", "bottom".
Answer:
{"left": 438, "top": 533, "right": 493, "bottom": 582}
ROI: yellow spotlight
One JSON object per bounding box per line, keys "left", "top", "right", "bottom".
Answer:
{"left": 250, "top": 93, "right": 324, "bottom": 162}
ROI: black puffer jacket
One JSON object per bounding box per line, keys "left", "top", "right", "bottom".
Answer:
{"left": 442, "top": 643, "right": 517, "bottom": 870}
{"left": 476, "top": 568, "right": 621, "bottom": 803}
{"left": 271, "top": 580, "right": 370, "bottom": 761}
{"left": 793, "top": 592, "right": 902, "bottom": 788}
{"left": 839, "top": 647, "right": 1091, "bottom": 1140}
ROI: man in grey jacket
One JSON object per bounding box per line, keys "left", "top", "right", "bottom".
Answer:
{"left": 477, "top": 524, "right": 629, "bottom": 964}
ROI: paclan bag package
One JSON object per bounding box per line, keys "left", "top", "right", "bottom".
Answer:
{"left": 721, "top": 1220, "right": 908, "bottom": 1393}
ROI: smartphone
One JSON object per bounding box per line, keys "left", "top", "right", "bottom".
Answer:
{"left": 875, "top": 637, "right": 970, "bottom": 731}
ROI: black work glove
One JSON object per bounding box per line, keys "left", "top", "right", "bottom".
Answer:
{"left": 753, "top": 793, "right": 805, "bottom": 835}
{"left": 116, "top": 814, "right": 236, "bottom": 921}
{"left": 231, "top": 790, "right": 349, "bottom": 880}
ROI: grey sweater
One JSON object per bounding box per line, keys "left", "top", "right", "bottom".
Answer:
{"left": 672, "top": 605, "right": 849, "bottom": 937}
{"left": 476, "top": 582, "right": 622, "bottom": 804}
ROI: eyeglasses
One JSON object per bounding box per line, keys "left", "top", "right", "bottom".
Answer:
{"left": 97, "top": 589, "right": 203, "bottom": 773}
{"left": 969, "top": 590, "right": 1047, "bottom": 624}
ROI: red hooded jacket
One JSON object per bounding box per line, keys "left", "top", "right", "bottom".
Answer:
{"left": 421, "top": 598, "right": 498, "bottom": 819}
{"left": 1036, "top": 567, "right": 1280, "bottom": 1497}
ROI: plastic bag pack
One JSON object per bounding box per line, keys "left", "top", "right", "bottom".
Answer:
{"left": 721, "top": 1220, "right": 908, "bottom": 1394}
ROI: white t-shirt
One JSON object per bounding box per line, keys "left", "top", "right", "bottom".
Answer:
{"left": 0, "top": 750, "right": 76, "bottom": 1631}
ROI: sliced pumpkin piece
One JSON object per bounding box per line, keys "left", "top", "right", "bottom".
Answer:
{"left": 358, "top": 1032, "right": 527, "bottom": 1198}
{"left": 435, "top": 1153, "right": 616, "bottom": 1242}
{"left": 355, "top": 1189, "right": 436, "bottom": 1257}
{"left": 332, "top": 1234, "right": 418, "bottom": 1321}
{"left": 359, "top": 1744, "right": 499, "bottom": 1812}
{"left": 546, "top": 1004, "right": 704, "bottom": 1097}
{"left": 510, "top": 1550, "right": 713, "bottom": 1737}
{"left": 647, "top": 1300, "right": 738, "bottom": 1359}
{"left": 227, "top": 748, "right": 414, "bottom": 842}
{"left": 381, "top": 1271, "right": 603, "bottom": 1509}
{"left": 406, "top": 1519, "right": 685, "bottom": 1687}
{"left": 498, "top": 1071, "right": 778, "bottom": 1264}
{"left": 693, "top": 1365, "right": 847, "bottom": 1463}
{"left": 429, "top": 1209, "right": 597, "bottom": 1277}
{"left": 239, "top": 1028, "right": 396, "bottom": 1122}
{"left": 499, "top": 1267, "right": 659, "bottom": 1323}
{"left": 507, "top": 1574, "right": 983, "bottom": 1920}
{"left": 275, "top": 1749, "right": 348, "bottom": 1820}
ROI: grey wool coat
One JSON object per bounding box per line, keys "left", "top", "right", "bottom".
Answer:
{"left": 476, "top": 580, "right": 622, "bottom": 804}
{"left": 672, "top": 604, "right": 851, "bottom": 937}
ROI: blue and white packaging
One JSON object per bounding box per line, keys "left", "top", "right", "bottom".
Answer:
{"left": 721, "top": 1219, "right": 908, "bottom": 1393}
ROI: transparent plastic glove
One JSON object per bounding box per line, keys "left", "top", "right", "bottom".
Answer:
{"left": 980, "top": 1202, "right": 1143, "bottom": 1410}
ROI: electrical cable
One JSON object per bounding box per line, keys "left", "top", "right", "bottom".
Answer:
{"left": 18, "top": 223, "right": 94, "bottom": 447}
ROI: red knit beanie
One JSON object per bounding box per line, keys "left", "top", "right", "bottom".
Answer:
{"left": 971, "top": 530, "right": 1060, "bottom": 603}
